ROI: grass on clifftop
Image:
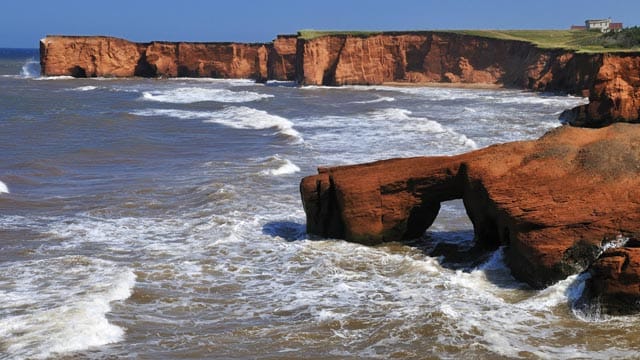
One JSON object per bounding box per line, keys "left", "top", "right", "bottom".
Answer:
{"left": 298, "top": 30, "right": 384, "bottom": 40}
{"left": 448, "top": 30, "right": 639, "bottom": 53}
{"left": 298, "top": 29, "right": 640, "bottom": 53}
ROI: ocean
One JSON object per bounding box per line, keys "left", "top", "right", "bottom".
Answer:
{"left": 1, "top": 48, "right": 639, "bottom": 359}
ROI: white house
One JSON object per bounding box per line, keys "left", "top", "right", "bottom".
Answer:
{"left": 584, "top": 18, "right": 623, "bottom": 33}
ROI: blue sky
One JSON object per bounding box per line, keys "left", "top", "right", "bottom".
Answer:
{"left": 2, "top": 0, "right": 639, "bottom": 48}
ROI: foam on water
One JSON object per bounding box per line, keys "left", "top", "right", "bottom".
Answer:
{"left": 351, "top": 96, "right": 396, "bottom": 104}
{"left": 20, "top": 59, "right": 40, "bottom": 78}
{"left": 167, "top": 78, "right": 257, "bottom": 86}
{"left": 260, "top": 155, "right": 301, "bottom": 176}
{"left": 132, "top": 107, "right": 303, "bottom": 143}
{"left": 69, "top": 85, "right": 99, "bottom": 92}
{"left": 298, "top": 107, "right": 477, "bottom": 164}
{"left": 0, "top": 256, "right": 135, "bottom": 359}
{"left": 0, "top": 180, "right": 9, "bottom": 194}
{"left": 140, "top": 87, "right": 274, "bottom": 103}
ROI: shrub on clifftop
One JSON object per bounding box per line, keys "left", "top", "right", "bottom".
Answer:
{"left": 600, "top": 26, "right": 640, "bottom": 48}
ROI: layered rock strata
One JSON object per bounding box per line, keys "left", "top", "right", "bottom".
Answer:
{"left": 300, "top": 123, "right": 640, "bottom": 312}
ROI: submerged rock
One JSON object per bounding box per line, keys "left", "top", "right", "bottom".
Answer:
{"left": 300, "top": 123, "right": 640, "bottom": 313}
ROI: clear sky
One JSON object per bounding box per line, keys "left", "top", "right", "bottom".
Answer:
{"left": 2, "top": 0, "right": 639, "bottom": 48}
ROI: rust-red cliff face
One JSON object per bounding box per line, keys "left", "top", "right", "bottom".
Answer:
{"left": 40, "top": 33, "right": 640, "bottom": 126}
{"left": 40, "top": 36, "right": 274, "bottom": 81}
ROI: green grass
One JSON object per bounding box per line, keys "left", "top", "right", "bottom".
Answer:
{"left": 446, "top": 30, "right": 640, "bottom": 53}
{"left": 297, "top": 30, "right": 383, "bottom": 40}
{"left": 297, "top": 29, "right": 640, "bottom": 53}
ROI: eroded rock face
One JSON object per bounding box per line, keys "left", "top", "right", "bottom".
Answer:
{"left": 568, "top": 54, "right": 640, "bottom": 127}
{"left": 300, "top": 124, "right": 640, "bottom": 304}
{"left": 295, "top": 33, "right": 639, "bottom": 125}
{"left": 269, "top": 35, "right": 298, "bottom": 80}
{"left": 40, "top": 36, "right": 279, "bottom": 81}
{"left": 40, "top": 36, "right": 145, "bottom": 77}
{"left": 587, "top": 240, "right": 640, "bottom": 314}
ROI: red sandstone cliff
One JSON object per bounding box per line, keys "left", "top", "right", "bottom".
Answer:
{"left": 40, "top": 36, "right": 280, "bottom": 81}
{"left": 268, "top": 35, "right": 298, "bottom": 80}
{"left": 40, "top": 32, "right": 640, "bottom": 126}
{"left": 294, "top": 32, "right": 639, "bottom": 125}
{"left": 40, "top": 36, "right": 145, "bottom": 77}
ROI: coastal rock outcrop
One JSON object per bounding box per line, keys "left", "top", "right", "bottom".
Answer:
{"left": 300, "top": 123, "right": 640, "bottom": 311}
{"left": 40, "top": 36, "right": 283, "bottom": 81}
{"left": 566, "top": 54, "right": 640, "bottom": 127}
{"left": 588, "top": 244, "right": 640, "bottom": 314}
{"left": 40, "top": 36, "right": 145, "bottom": 77}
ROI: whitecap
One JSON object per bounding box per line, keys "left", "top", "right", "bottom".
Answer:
{"left": 352, "top": 96, "right": 396, "bottom": 104}
{"left": 20, "top": 59, "right": 40, "bottom": 78}
{"left": 167, "top": 78, "right": 257, "bottom": 86}
{"left": 0, "top": 180, "right": 9, "bottom": 194}
{"left": 370, "top": 108, "right": 478, "bottom": 150}
{"left": 32, "top": 76, "right": 75, "bottom": 81}
{"left": 131, "top": 107, "right": 303, "bottom": 143}
{"left": 367, "top": 108, "right": 413, "bottom": 121}
{"left": 260, "top": 155, "right": 301, "bottom": 176}
{"left": 69, "top": 85, "right": 98, "bottom": 92}
{"left": 0, "top": 257, "right": 135, "bottom": 359}
{"left": 140, "top": 87, "right": 273, "bottom": 103}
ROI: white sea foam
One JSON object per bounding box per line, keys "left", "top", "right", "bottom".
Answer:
{"left": 351, "top": 96, "right": 396, "bottom": 104}
{"left": 32, "top": 76, "right": 75, "bottom": 80}
{"left": 69, "top": 85, "right": 99, "bottom": 92}
{"left": 498, "top": 93, "right": 590, "bottom": 106}
{"left": 167, "top": 78, "right": 257, "bottom": 86}
{"left": 20, "top": 59, "right": 40, "bottom": 78}
{"left": 0, "top": 180, "right": 9, "bottom": 194}
{"left": 140, "top": 87, "right": 274, "bottom": 103}
{"left": 260, "top": 155, "right": 301, "bottom": 176}
{"left": 369, "top": 108, "right": 478, "bottom": 149}
{"left": 132, "top": 107, "right": 303, "bottom": 142}
{"left": 0, "top": 257, "right": 135, "bottom": 359}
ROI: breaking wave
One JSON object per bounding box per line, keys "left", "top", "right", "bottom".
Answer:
{"left": 132, "top": 107, "right": 303, "bottom": 143}
{"left": 352, "top": 96, "right": 396, "bottom": 104}
{"left": 140, "top": 87, "right": 274, "bottom": 103}
{"left": 369, "top": 108, "right": 478, "bottom": 149}
{"left": 0, "top": 257, "right": 135, "bottom": 359}
{"left": 20, "top": 59, "right": 40, "bottom": 78}
{"left": 260, "top": 155, "right": 301, "bottom": 176}
{"left": 0, "top": 180, "right": 9, "bottom": 194}
{"left": 68, "top": 85, "right": 99, "bottom": 92}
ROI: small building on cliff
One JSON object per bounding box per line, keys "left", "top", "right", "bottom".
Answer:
{"left": 574, "top": 18, "right": 624, "bottom": 33}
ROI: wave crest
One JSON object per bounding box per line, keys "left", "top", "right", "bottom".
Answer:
{"left": 140, "top": 87, "right": 274, "bottom": 103}
{"left": 132, "top": 107, "right": 303, "bottom": 143}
